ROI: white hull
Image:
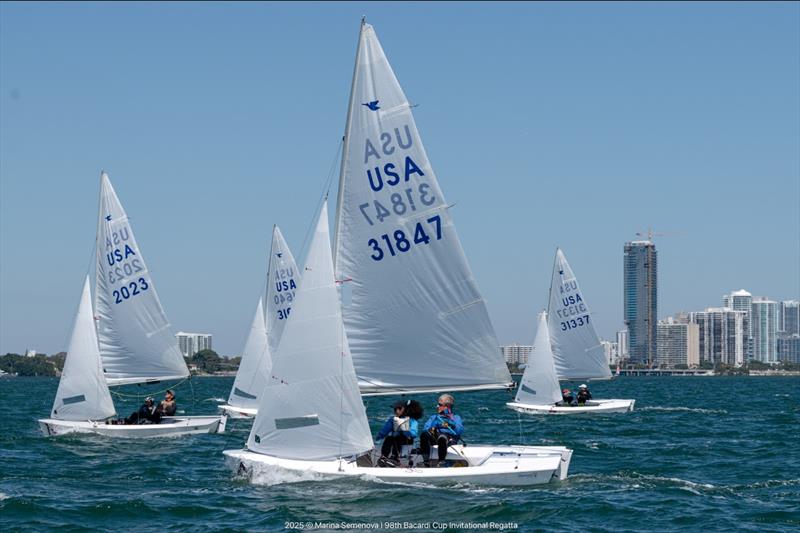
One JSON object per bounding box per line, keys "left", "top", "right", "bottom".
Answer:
{"left": 507, "top": 399, "right": 635, "bottom": 415}
{"left": 224, "top": 444, "right": 572, "bottom": 486}
{"left": 219, "top": 404, "right": 257, "bottom": 419}
{"left": 39, "top": 416, "right": 221, "bottom": 438}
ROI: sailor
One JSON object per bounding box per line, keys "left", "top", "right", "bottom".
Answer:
{"left": 576, "top": 384, "right": 592, "bottom": 405}
{"left": 375, "top": 399, "right": 422, "bottom": 467}
{"left": 159, "top": 390, "right": 177, "bottom": 416}
{"left": 420, "top": 394, "right": 464, "bottom": 467}
{"left": 123, "top": 397, "right": 156, "bottom": 424}
{"left": 562, "top": 388, "right": 576, "bottom": 406}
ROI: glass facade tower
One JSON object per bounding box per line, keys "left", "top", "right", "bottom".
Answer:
{"left": 624, "top": 240, "right": 657, "bottom": 365}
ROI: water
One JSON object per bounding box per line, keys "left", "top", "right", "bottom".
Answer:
{"left": 1, "top": 376, "right": 798, "bottom": 531}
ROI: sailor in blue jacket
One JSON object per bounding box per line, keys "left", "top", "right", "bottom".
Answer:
{"left": 421, "top": 394, "right": 464, "bottom": 467}
{"left": 376, "top": 399, "right": 421, "bottom": 464}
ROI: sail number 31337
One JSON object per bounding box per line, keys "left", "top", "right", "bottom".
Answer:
{"left": 368, "top": 215, "right": 442, "bottom": 261}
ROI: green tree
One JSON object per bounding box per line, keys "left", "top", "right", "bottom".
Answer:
{"left": 192, "top": 349, "right": 222, "bottom": 373}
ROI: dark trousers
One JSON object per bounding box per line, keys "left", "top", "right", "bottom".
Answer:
{"left": 381, "top": 435, "right": 413, "bottom": 458}
{"left": 421, "top": 430, "right": 453, "bottom": 462}
{"left": 124, "top": 409, "right": 161, "bottom": 425}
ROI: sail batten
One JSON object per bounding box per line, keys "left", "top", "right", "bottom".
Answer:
{"left": 333, "top": 23, "right": 511, "bottom": 392}
{"left": 548, "top": 248, "right": 612, "bottom": 381}
{"left": 94, "top": 172, "right": 189, "bottom": 384}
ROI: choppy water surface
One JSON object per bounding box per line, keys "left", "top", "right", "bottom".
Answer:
{"left": 1, "top": 376, "right": 798, "bottom": 531}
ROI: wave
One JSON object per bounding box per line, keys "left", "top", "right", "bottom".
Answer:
{"left": 242, "top": 462, "right": 326, "bottom": 486}
{"left": 639, "top": 406, "right": 728, "bottom": 415}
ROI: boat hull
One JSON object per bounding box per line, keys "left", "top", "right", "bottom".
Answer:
{"left": 223, "top": 444, "right": 571, "bottom": 486}
{"left": 38, "top": 416, "right": 222, "bottom": 437}
{"left": 506, "top": 399, "right": 635, "bottom": 415}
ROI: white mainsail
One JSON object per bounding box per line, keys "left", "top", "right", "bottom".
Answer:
{"left": 265, "top": 225, "right": 300, "bottom": 356}
{"left": 227, "top": 298, "right": 270, "bottom": 410}
{"left": 515, "top": 312, "right": 562, "bottom": 406}
{"left": 94, "top": 172, "right": 190, "bottom": 386}
{"left": 547, "top": 248, "right": 611, "bottom": 381}
{"left": 332, "top": 21, "right": 511, "bottom": 394}
{"left": 51, "top": 276, "right": 116, "bottom": 421}
{"left": 247, "top": 201, "right": 373, "bottom": 460}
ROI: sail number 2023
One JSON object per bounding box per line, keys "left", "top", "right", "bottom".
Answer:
{"left": 368, "top": 215, "right": 442, "bottom": 261}
{"left": 112, "top": 277, "right": 150, "bottom": 304}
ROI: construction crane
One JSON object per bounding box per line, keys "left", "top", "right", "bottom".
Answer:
{"left": 635, "top": 228, "right": 678, "bottom": 241}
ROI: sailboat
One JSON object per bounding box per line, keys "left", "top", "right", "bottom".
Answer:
{"left": 332, "top": 19, "right": 512, "bottom": 396}
{"left": 220, "top": 226, "right": 299, "bottom": 420}
{"left": 507, "top": 249, "right": 635, "bottom": 415}
{"left": 39, "top": 172, "right": 221, "bottom": 437}
{"left": 224, "top": 202, "right": 571, "bottom": 485}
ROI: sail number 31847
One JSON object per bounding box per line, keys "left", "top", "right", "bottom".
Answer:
{"left": 368, "top": 215, "right": 442, "bottom": 261}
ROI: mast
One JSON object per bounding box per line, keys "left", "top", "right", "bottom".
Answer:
{"left": 264, "top": 224, "right": 276, "bottom": 331}
{"left": 332, "top": 17, "right": 366, "bottom": 274}
{"left": 546, "top": 246, "right": 559, "bottom": 317}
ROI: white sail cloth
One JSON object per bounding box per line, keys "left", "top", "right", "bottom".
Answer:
{"left": 94, "top": 172, "right": 189, "bottom": 386}
{"left": 515, "top": 312, "right": 562, "bottom": 406}
{"left": 333, "top": 22, "right": 511, "bottom": 393}
{"left": 248, "top": 201, "right": 373, "bottom": 461}
{"left": 265, "top": 225, "right": 300, "bottom": 356}
{"left": 548, "top": 248, "right": 611, "bottom": 381}
{"left": 227, "top": 298, "right": 270, "bottom": 410}
{"left": 51, "top": 276, "right": 116, "bottom": 421}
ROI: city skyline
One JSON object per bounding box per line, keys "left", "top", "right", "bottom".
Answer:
{"left": 1, "top": 3, "right": 798, "bottom": 356}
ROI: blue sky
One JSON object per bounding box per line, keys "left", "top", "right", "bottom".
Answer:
{"left": 1, "top": 2, "right": 798, "bottom": 356}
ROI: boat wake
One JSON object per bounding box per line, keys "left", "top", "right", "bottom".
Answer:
{"left": 240, "top": 462, "right": 325, "bottom": 486}
{"left": 639, "top": 406, "right": 727, "bottom": 415}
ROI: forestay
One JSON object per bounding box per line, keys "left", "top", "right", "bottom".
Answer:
{"left": 94, "top": 172, "right": 189, "bottom": 386}
{"left": 515, "top": 312, "right": 562, "bottom": 406}
{"left": 333, "top": 21, "right": 511, "bottom": 394}
{"left": 248, "top": 202, "right": 373, "bottom": 461}
{"left": 51, "top": 276, "right": 116, "bottom": 421}
{"left": 227, "top": 298, "right": 270, "bottom": 410}
{"left": 265, "top": 225, "right": 300, "bottom": 356}
{"left": 547, "top": 248, "right": 611, "bottom": 381}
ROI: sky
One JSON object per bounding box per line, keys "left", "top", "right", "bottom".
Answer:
{"left": 1, "top": 2, "right": 798, "bottom": 356}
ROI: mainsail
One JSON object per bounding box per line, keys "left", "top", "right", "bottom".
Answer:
{"left": 94, "top": 172, "right": 190, "bottom": 386}
{"left": 248, "top": 201, "right": 373, "bottom": 460}
{"left": 51, "top": 276, "right": 116, "bottom": 421}
{"left": 227, "top": 298, "right": 270, "bottom": 410}
{"left": 333, "top": 21, "right": 511, "bottom": 394}
{"left": 547, "top": 248, "right": 611, "bottom": 381}
{"left": 515, "top": 312, "right": 562, "bottom": 406}
{"left": 264, "top": 225, "right": 300, "bottom": 356}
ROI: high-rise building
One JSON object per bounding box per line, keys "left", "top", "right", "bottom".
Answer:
{"left": 624, "top": 240, "right": 657, "bottom": 365}
{"left": 616, "top": 329, "right": 629, "bottom": 361}
{"left": 657, "top": 317, "right": 700, "bottom": 368}
{"left": 175, "top": 332, "right": 213, "bottom": 358}
{"left": 779, "top": 300, "right": 799, "bottom": 335}
{"left": 600, "top": 340, "right": 619, "bottom": 365}
{"left": 500, "top": 344, "right": 532, "bottom": 365}
{"left": 751, "top": 298, "right": 778, "bottom": 363}
{"left": 778, "top": 334, "right": 800, "bottom": 363}
{"left": 723, "top": 289, "right": 753, "bottom": 359}
{"left": 689, "top": 308, "right": 747, "bottom": 367}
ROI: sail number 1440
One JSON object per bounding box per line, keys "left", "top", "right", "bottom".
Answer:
{"left": 368, "top": 215, "right": 442, "bottom": 261}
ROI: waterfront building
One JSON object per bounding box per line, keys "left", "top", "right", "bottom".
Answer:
{"left": 778, "top": 334, "right": 800, "bottom": 363}
{"left": 779, "top": 300, "right": 799, "bottom": 335}
{"left": 624, "top": 240, "right": 657, "bottom": 365}
{"left": 600, "top": 340, "right": 619, "bottom": 365}
{"left": 723, "top": 289, "right": 753, "bottom": 359}
{"left": 657, "top": 317, "right": 700, "bottom": 368}
{"left": 24, "top": 349, "right": 36, "bottom": 358}
{"left": 689, "top": 308, "right": 747, "bottom": 367}
{"left": 500, "top": 344, "right": 532, "bottom": 365}
{"left": 175, "top": 331, "right": 213, "bottom": 358}
{"left": 616, "top": 329, "right": 629, "bottom": 361}
{"left": 751, "top": 298, "right": 778, "bottom": 363}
